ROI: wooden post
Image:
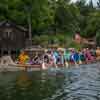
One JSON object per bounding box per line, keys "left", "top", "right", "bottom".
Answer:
{"left": 1, "top": 49, "right": 3, "bottom": 57}
{"left": 8, "top": 50, "right": 11, "bottom": 55}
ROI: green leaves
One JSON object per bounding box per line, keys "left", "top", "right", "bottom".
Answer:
{"left": 0, "top": 0, "right": 100, "bottom": 45}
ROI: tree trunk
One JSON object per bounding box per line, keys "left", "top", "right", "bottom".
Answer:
{"left": 28, "top": 13, "right": 32, "bottom": 46}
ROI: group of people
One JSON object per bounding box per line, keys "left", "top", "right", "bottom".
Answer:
{"left": 18, "top": 47, "right": 100, "bottom": 67}
{"left": 44, "top": 47, "right": 100, "bottom": 66}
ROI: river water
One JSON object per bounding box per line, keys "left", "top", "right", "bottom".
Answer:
{"left": 0, "top": 63, "right": 100, "bottom": 100}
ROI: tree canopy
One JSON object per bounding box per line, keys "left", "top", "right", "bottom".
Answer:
{"left": 0, "top": 0, "right": 100, "bottom": 46}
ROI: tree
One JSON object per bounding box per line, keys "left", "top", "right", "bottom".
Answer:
{"left": 97, "top": 0, "right": 100, "bottom": 8}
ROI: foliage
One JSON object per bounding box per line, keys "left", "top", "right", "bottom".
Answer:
{"left": 96, "top": 31, "right": 100, "bottom": 46}
{"left": 68, "top": 41, "right": 82, "bottom": 50}
{"left": 32, "top": 34, "right": 72, "bottom": 48}
{"left": 0, "top": 0, "right": 100, "bottom": 45}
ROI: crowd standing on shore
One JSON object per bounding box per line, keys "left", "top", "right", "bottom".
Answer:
{"left": 18, "top": 47, "right": 100, "bottom": 67}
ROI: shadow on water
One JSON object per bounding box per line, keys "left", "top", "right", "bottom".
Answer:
{"left": 0, "top": 70, "right": 65, "bottom": 100}
{"left": 0, "top": 63, "right": 100, "bottom": 100}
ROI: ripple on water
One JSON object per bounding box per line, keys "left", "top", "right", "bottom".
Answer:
{"left": 0, "top": 64, "right": 100, "bottom": 100}
{"left": 46, "top": 63, "right": 100, "bottom": 100}
{"left": 64, "top": 95, "right": 98, "bottom": 100}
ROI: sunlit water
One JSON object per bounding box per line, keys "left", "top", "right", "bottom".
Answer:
{"left": 0, "top": 63, "right": 100, "bottom": 100}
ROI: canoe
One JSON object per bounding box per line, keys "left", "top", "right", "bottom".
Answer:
{"left": 9, "top": 63, "right": 43, "bottom": 68}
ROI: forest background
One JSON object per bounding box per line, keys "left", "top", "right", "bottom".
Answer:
{"left": 0, "top": 0, "right": 100, "bottom": 48}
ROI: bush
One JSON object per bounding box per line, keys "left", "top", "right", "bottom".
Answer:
{"left": 96, "top": 32, "right": 100, "bottom": 46}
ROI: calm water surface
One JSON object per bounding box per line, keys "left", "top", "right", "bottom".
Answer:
{"left": 0, "top": 63, "right": 100, "bottom": 100}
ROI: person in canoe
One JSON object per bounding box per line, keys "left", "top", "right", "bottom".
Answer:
{"left": 18, "top": 51, "right": 30, "bottom": 64}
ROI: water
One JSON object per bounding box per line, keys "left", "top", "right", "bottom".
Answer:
{"left": 0, "top": 63, "right": 100, "bottom": 100}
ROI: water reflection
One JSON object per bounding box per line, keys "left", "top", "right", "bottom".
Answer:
{"left": 16, "top": 72, "right": 32, "bottom": 89}
{"left": 0, "top": 64, "right": 100, "bottom": 100}
{"left": 0, "top": 71, "right": 65, "bottom": 100}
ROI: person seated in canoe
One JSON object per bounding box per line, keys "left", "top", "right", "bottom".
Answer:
{"left": 56, "top": 54, "right": 62, "bottom": 65}
{"left": 32, "top": 54, "right": 41, "bottom": 65}
{"left": 90, "top": 48, "right": 96, "bottom": 58}
{"left": 29, "top": 58, "right": 34, "bottom": 65}
{"left": 96, "top": 47, "right": 100, "bottom": 61}
{"left": 90, "top": 48, "right": 96, "bottom": 62}
{"left": 53, "top": 50, "right": 59, "bottom": 64}
{"left": 73, "top": 50, "right": 79, "bottom": 65}
{"left": 70, "top": 49, "right": 79, "bottom": 66}
{"left": 44, "top": 54, "right": 49, "bottom": 63}
{"left": 47, "top": 51, "right": 58, "bottom": 68}
{"left": 78, "top": 49, "right": 85, "bottom": 64}
{"left": 18, "top": 51, "right": 30, "bottom": 64}
{"left": 64, "top": 49, "right": 71, "bottom": 67}
{"left": 84, "top": 48, "right": 94, "bottom": 63}
{"left": 51, "top": 51, "right": 57, "bottom": 65}
{"left": 43, "top": 50, "right": 52, "bottom": 64}
{"left": 70, "top": 49, "right": 75, "bottom": 65}
{"left": 57, "top": 49, "right": 65, "bottom": 66}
